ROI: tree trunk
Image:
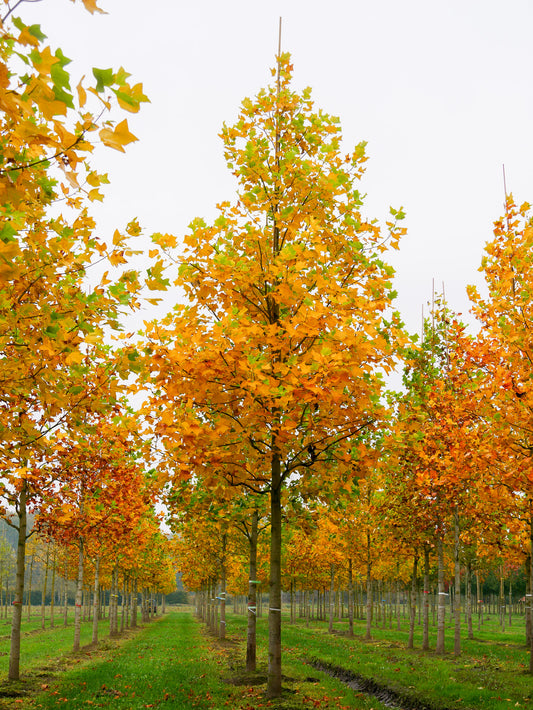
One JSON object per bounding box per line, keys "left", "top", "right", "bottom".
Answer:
{"left": 92, "top": 556, "right": 100, "bottom": 645}
{"left": 8, "top": 479, "right": 28, "bottom": 681}
{"left": 219, "top": 534, "right": 227, "bottom": 640}
{"left": 246, "top": 509, "right": 258, "bottom": 672}
{"left": 365, "top": 533, "right": 372, "bottom": 641}
{"left": 509, "top": 577, "right": 513, "bottom": 627}
{"left": 436, "top": 532, "right": 446, "bottom": 654}
{"left": 132, "top": 578, "right": 138, "bottom": 628}
{"left": 41, "top": 543, "right": 50, "bottom": 630}
{"left": 328, "top": 564, "right": 335, "bottom": 634}
{"left": 408, "top": 553, "right": 418, "bottom": 649}
{"left": 454, "top": 509, "right": 461, "bottom": 656}
{"left": 63, "top": 553, "right": 68, "bottom": 626}
{"left": 477, "top": 571, "right": 483, "bottom": 632}
{"left": 73, "top": 538, "right": 84, "bottom": 652}
{"left": 529, "top": 514, "right": 533, "bottom": 674}
{"left": 26, "top": 554, "right": 33, "bottom": 623}
{"left": 466, "top": 560, "right": 474, "bottom": 640}
{"left": 50, "top": 547, "right": 57, "bottom": 628}
{"left": 348, "top": 557, "right": 354, "bottom": 638}
{"left": 422, "top": 543, "right": 430, "bottom": 650}
{"left": 267, "top": 452, "right": 282, "bottom": 698}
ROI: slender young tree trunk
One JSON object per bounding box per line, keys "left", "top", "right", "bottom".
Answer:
{"left": 423, "top": 543, "right": 430, "bottom": 650}
{"left": 348, "top": 557, "right": 354, "bottom": 638}
{"left": 436, "top": 532, "right": 446, "bottom": 654}
{"left": 246, "top": 509, "right": 258, "bottom": 673}
{"left": 328, "top": 564, "right": 335, "bottom": 634}
{"left": 466, "top": 560, "right": 474, "bottom": 640}
{"left": 267, "top": 453, "right": 282, "bottom": 698}
{"left": 50, "top": 547, "right": 57, "bottom": 628}
{"left": 396, "top": 578, "right": 401, "bottom": 631}
{"left": 529, "top": 514, "right": 533, "bottom": 674}
{"left": 92, "top": 556, "right": 100, "bottom": 645}
{"left": 365, "top": 533, "right": 372, "bottom": 641}
{"left": 120, "top": 575, "right": 126, "bottom": 633}
{"left": 63, "top": 559, "right": 69, "bottom": 628}
{"left": 509, "top": 577, "right": 513, "bottom": 627}
{"left": 454, "top": 509, "right": 461, "bottom": 656}
{"left": 408, "top": 553, "right": 418, "bottom": 649}
{"left": 8, "top": 479, "right": 27, "bottom": 681}
{"left": 498, "top": 565, "right": 504, "bottom": 631}
{"left": 41, "top": 543, "right": 50, "bottom": 630}
{"left": 132, "top": 578, "right": 138, "bottom": 628}
{"left": 477, "top": 571, "right": 483, "bottom": 632}
{"left": 219, "top": 534, "right": 227, "bottom": 640}
{"left": 26, "top": 554, "right": 33, "bottom": 623}
{"left": 73, "top": 538, "right": 84, "bottom": 652}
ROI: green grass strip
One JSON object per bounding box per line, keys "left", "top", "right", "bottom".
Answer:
{"left": 30, "top": 611, "right": 232, "bottom": 709}
{"left": 25, "top": 610, "right": 386, "bottom": 710}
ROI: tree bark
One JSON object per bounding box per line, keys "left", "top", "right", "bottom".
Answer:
{"left": 347, "top": 557, "right": 354, "bottom": 638}
{"left": 73, "top": 538, "right": 84, "bottom": 652}
{"left": 50, "top": 546, "right": 57, "bottom": 628}
{"left": 408, "top": 553, "right": 418, "bottom": 649}
{"left": 219, "top": 534, "right": 227, "bottom": 640}
{"left": 422, "top": 543, "right": 430, "bottom": 650}
{"left": 436, "top": 532, "right": 446, "bottom": 654}
{"left": 92, "top": 556, "right": 100, "bottom": 645}
{"left": 365, "top": 533, "right": 372, "bottom": 641}
{"left": 41, "top": 542, "right": 50, "bottom": 630}
{"left": 26, "top": 554, "right": 33, "bottom": 623}
{"left": 328, "top": 564, "right": 335, "bottom": 633}
{"left": 267, "top": 452, "right": 282, "bottom": 698}
{"left": 454, "top": 508, "right": 461, "bottom": 656}
{"left": 529, "top": 514, "right": 533, "bottom": 673}
{"left": 466, "top": 560, "right": 474, "bottom": 640}
{"left": 246, "top": 509, "right": 258, "bottom": 672}
{"left": 8, "top": 478, "right": 28, "bottom": 681}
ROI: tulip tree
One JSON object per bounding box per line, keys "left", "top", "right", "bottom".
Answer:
{"left": 144, "top": 53, "right": 406, "bottom": 697}
{"left": 469, "top": 196, "right": 533, "bottom": 671}
{"left": 0, "top": 0, "right": 150, "bottom": 679}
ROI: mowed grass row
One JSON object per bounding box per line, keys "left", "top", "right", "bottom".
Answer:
{"left": 3, "top": 606, "right": 533, "bottom": 709}
{"left": 22, "top": 610, "right": 386, "bottom": 710}
{"left": 229, "top": 609, "right": 533, "bottom": 710}
{"left": 0, "top": 611, "right": 112, "bottom": 676}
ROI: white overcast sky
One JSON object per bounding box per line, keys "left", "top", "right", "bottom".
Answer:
{"left": 17, "top": 0, "right": 533, "bottom": 337}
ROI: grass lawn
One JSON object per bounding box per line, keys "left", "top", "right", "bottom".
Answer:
{"left": 0, "top": 606, "right": 532, "bottom": 709}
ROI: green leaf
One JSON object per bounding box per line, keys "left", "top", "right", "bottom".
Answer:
{"left": 44, "top": 324, "right": 59, "bottom": 337}
{"left": 51, "top": 61, "right": 71, "bottom": 91}
{"left": 27, "top": 24, "right": 47, "bottom": 42}
{"left": 0, "top": 224, "right": 17, "bottom": 242}
{"left": 92, "top": 67, "right": 115, "bottom": 93}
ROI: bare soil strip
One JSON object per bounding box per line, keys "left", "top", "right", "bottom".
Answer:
{"left": 308, "top": 659, "right": 456, "bottom": 710}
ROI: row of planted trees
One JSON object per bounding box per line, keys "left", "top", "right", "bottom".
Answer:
{"left": 134, "top": 50, "right": 533, "bottom": 697}
{"left": 0, "top": 0, "right": 177, "bottom": 682}
{"left": 5, "top": 0, "right": 533, "bottom": 701}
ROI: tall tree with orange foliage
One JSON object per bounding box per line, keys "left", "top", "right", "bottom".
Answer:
{"left": 0, "top": 0, "right": 149, "bottom": 680}
{"left": 36, "top": 410, "right": 154, "bottom": 652}
{"left": 143, "top": 52, "right": 406, "bottom": 696}
{"left": 469, "top": 195, "right": 533, "bottom": 672}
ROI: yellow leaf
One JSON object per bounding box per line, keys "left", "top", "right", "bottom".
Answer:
{"left": 99, "top": 119, "right": 137, "bottom": 153}
{"left": 65, "top": 350, "right": 84, "bottom": 366}
{"left": 149, "top": 249, "right": 159, "bottom": 258}
{"left": 87, "top": 188, "right": 103, "bottom": 202}
{"left": 31, "top": 46, "right": 59, "bottom": 75}
{"left": 0, "top": 240, "right": 20, "bottom": 261}
{"left": 77, "top": 77, "right": 87, "bottom": 108}
{"left": 72, "top": 0, "right": 107, "bottom": 14}
{"left": 0, "top": 62, "right": 8, "bottom": 89}
{"left": 113, "top": 229, "right": 124, "bottom": 246}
